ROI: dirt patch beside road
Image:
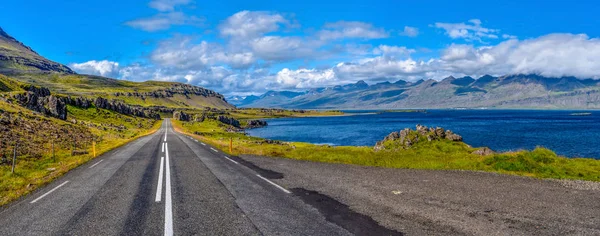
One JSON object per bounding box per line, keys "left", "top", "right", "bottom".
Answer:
{"left": 241, "top": 154, "right": 600, "bottom": 235}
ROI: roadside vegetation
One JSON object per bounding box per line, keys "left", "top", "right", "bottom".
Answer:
{"left": 173, "top": 118, "right": 600, "bottom": 182}
{"left": 0, "top": 100, "right": 160, "bottom": 206}
{"left": 0, "top": 74, "right": 164, "bottom": 206}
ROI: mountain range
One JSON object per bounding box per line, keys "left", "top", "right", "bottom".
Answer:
{"left": 229, "top": 75, "right": 600, "bottom": 109}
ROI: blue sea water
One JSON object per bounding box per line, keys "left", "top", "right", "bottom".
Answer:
{"left": 246, "top": 110, "right": 600, "bottom": 159}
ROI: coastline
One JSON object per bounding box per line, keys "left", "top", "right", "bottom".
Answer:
{"left": 173, "top": 116, "right": 600, "bottom": 182}
{"left": 246, "top": 109, "right": 599, "bottom": 159}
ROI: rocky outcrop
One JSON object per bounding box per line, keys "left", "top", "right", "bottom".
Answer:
{"left": 63, "top": 96, "right": 93, "bottom": 109}
{"left": 245, "top": 120, "right": 268, "bottom": 129}
{"left": 374, "top": 125, "right": 463, "bottom": 151}
{"left": 472, "top": 147, "right": 494, "bottom": 156}
{"left": 113, "top": 83, "right": 228, "bottom": 103}
{"left": 216, "top": 116, "right": 241, "bottom": 128}
{"left": 94, "top": 97, "right": 160, "bottom": 119}
{"left": 14, "top": 86, "right": 67, "bottom": 120}
{"left": 173, "top": 111, "right": 191, "bottom": 121}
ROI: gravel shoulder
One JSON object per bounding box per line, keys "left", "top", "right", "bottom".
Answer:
{"left": 241, "top": 154, "right": 600, "bottom": 235}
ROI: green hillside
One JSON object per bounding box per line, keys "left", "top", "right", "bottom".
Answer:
{"left": 9, "top": 73, "right": 234, "bottom": 109}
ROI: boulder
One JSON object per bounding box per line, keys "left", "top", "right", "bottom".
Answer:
{"left": 173, "top": 111, "right": 191, "bottom": 121}
{"left": 445, "top": 130, "right": 462, "bottom": 141}
{"left": 245, "top": 119, "right": 268, "bottom": 129}
{"left": 472, "top": 147, "right": 494, "bottom": 156}
{"left": 217, "top": 115, "right": 241, "bottom": 128}
{"left": 374, "top": 125, "right": 464, "bottom": 151}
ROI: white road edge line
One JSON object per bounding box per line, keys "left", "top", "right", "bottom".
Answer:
{"left": 210, "top": 148, "right": 218, "bottom": 152}
{"left": 164, "top": 143, "right": 174, "bottom": 236}
{"left": 88, "top": 159, "right": 104, "bottom": 169}
{"left": 201, "top": 143, "right": 206, "bottom": 146}
{"left": 223, "top": 156, "right": 239, "bottom": 164}
{"left": 155, "top": 156, "right": 165, "bottom": 202}
{"left": 256, "top": 175, "right": 291, "bottom": 194}
{"left": 31, "top": 181, "right": 70, "bottom": 203}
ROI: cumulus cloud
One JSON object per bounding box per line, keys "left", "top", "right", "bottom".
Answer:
{"left": 150, "top": 36, "right": 255, "bottom": 69}
{"left": 317, "top": 21, "right": 389, "bottom": 41}
{"left": 219, "top": 11, "right": 289, "bottom": 40}
{"left": 250, "top": 36, "right": 321, "bottom": 62}
{"left": 433, "top": 19, "right": 499, "bottom": 41}
{"left": 148, "top": 0, "right": 192, "bottom": 12}
{"left": 373, "top": 45, "right": 415, "bottom": 57}
{"left": 270, "top": 33, "right": 600, "bottom": 90}
{"left": 125, "top": 12, "right": 203, "bottom": 32}
{"left": 70, "top": 60, "right": 120, "bottom": 77}
{"left": 275, "top": 68, "right": 336, "bottom": 88}
{"left": 399, "top": 26, "right": 419, "bottom": 37}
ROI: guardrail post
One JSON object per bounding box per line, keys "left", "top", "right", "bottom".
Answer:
{"left": 12, "top": 144, "right": 17, "bottom": 173}
{"left": 52, "top": 141, "right": 55, "bottom": 162}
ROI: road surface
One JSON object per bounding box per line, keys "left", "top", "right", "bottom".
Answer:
{"left": 0, "top": 119, "right": 385, "bottom": 235}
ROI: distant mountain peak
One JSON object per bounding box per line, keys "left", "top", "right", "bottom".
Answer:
{"left": 0, "top": 26, "right": 75, "bottom": 74}
{"left": 0, "top": 27, "right": 12, "bottom": 39}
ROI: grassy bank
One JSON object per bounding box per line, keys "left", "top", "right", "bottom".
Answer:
{"left": 0, "top": 101, "right": 160, "bottom": 206}
{"left": 172, "top": 119, "right": 600, "bottom": 182}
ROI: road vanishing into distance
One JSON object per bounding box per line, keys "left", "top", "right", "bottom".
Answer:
{"left": 0, "top": 120, "right": 363, "bottom": 235}
{"left": 1, "top": 119, "right": 599, "bottom": 235}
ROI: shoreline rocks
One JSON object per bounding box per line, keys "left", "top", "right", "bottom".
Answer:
{"left": 374, "top": 124, "right": 463, "bottom": 151}
{"left": 245, "top": 119, "right": 268, "bottom": 129}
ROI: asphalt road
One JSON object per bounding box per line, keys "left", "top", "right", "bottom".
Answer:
{"left": 0, "top": 119, "right": 358, "bottom": 235}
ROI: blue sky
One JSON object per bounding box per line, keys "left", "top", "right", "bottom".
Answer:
{"left": 2, "top": 0, "right": 600, "bottom": 95}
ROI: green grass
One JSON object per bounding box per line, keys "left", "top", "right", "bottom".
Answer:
{"left": 0, "top": 74, "right": 24, "bottom": 92}
{"left": 0, "top": 99, "right": 161, "bottom": 206}
{"left": 173, "top": 119, "right": 600, "bottom": 182}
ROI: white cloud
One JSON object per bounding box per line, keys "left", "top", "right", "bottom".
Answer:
{"left": 399, "top": 26, "right": 419, "bottom": 37}
{"left": 433, "top": 19, "right": 499, "bottom": 41}
{"left": 219, "top": 11, "right": 289, "bottom": 40}
{"left": 125, "top": 12, "right": 203, "bottom": 32}
{"left": 317, "top": 21, "right": 388, "bottom": 41}
{"left": 267, "top": 33, "right": 600, "bottom": 90}
{"left": 250, "top": 36, "right": 321, "bottom": 62}
{"left": 150, "top": 36, "right": 255, "bottom": 69}
{"left": 275, "top": 68, "right": 336, "bottom": 88}
{"left": 373, "top": 45, "right": 415, "bottom": 57}
{"left": 148, "top": 0, "right": 192, "bottom": 12}
{"left": 70, "top": 60, "right": 120, "bottom": 77}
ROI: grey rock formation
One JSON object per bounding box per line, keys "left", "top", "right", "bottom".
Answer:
{"left": 245, "top": 120, "right": 268, "bottom": 129}
{"left": 472, "top": 147, "right": 495, "bottom": 156}
{"left": 14, "top": 86, "right": 67, "bottom": 120}
{"left": 217, "top": 116, "right": 241, "bottom": 128}
{"left": 173, "top": 111, "right": 191, "bottom": 121}
{"left": 94, "top": 97, "right": 160, "bottom": 119}
{"left": 374, "top": 125, "right": 463, "bottom": 151}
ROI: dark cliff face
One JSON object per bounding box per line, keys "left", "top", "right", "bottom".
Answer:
{"left": 0, "top": 27, "right": 75, "bottom": 74}
{"left": 14, "top": 86, "right": 67, "bottom": 120}
{"left": 94, "top": 97, "right": 161, "bottom": 120}
{"left": 114, "top": 83, "right": 229, "bottom": 103}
